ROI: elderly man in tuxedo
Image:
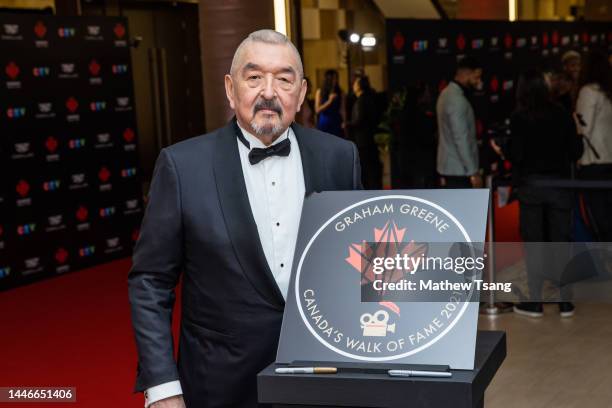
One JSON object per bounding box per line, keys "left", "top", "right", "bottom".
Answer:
{"left": 128, "top": 29, "right": 361, "bottom": 408}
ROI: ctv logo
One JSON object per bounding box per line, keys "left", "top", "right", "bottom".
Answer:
{"left": 121, "top": 167, "right": 137, "bottom": 178}
{"left": 79, "top": 246, "right": 96, "bottom": 257}
{"left": 7, "top": 107, "right": 26, "bottom": 118}
{"left": 33, "top": 66, "right": 50, "bottom": 77}
{"left": 471, "top": 39, "right": 484, "bottom": 49}
{"left": 43, "top": 179, "right": 61, "bottom": 191}
{"left": 412, "top": 40, "right": 428, "bottom": 52}
{"left": 58, "top": 27, "right": 76, "bottom": 38}
{"left": 99, "top": 206, "right": 116, "bottom": 218}
{"left": 112, "top": 64, "right": 128, "bottom": 74}
{"left": 17, "top": 223, "right": 36, "bottom": 236}
{"left": 68, "top": 138, "right": 86, "bottom": 149}
{"left": 90, "top": 101, "right": 107, "bottom": 111}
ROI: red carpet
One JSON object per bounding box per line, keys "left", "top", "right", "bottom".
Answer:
{"left": 0, "top": 258, "right": 181, "bottom": 407}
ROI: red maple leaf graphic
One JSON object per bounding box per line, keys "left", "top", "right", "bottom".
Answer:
{"left": 16, "top": 180, "right": 30, "bottom": 197}
{"left": 98, "top": 166, "right": 111, "bottom": 182}
{"left": 55, "top": 248, "right": 69, "bottom": 264}
{"left": 504, "top": 33, "right": 513, "bottom": 49}
{"left": 345, "top": 221, "right": 428, "bottom": 314}
{"left": 89, "top": 60, "right": 101, "bottom": 76}
{"left": 66, "top": 97, "right": 78, "bottom": 113}
{"left": 5, "top": 62, "right": 19, "bottom": 80}
{"left": 456, "top": 34, "right": 466, "bottom": 50}
{"left": 123, "top": 128, "right": 135, "bottom": 142}
{"left": 34, "top": 21, "right": 46, "bottom": 38}
{"left": 45, "top": 136, "right": 58, "bottom": 153}
{"left": 76, "top": 206, "right": 88, "bottom": 222}
{"left": 490, "top": 76, "right": 499, "bottom": 93}
{"left": 114, "top": 23, "right": 126, "bottom": 39}
{"left": 392, "top": 32, "right": 405, "bottom": 52}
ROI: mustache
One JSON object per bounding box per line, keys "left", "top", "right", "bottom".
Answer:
{"left": 253, "top": 99, "right": 282, "bottom": 117}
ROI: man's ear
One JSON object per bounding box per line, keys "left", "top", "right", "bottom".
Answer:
{"left": 297, "top": 78, "right": 307, "bottom": 112}
{"left": 225, "top": 74, "right": 236, "bottom": 110}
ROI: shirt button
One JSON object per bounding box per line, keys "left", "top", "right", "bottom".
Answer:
{"left": 276, "top": 222, "right": 280, "bottom": 226}
{"left": 272, "top": 181, "right": 276, "bottom": 186}
{"left": 280, "top": 263, "right": 284, "bottom": 268}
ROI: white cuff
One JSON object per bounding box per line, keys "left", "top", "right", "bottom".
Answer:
{"left": 144, "top": 381, "right": 183, "bottom": 407}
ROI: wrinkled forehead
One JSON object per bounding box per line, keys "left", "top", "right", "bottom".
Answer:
{"left": 236, "top": 42, "right": 301, "bottom": 77}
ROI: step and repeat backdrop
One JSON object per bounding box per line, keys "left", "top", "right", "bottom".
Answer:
{"left": 386, "top": 19, "right": 612, "bottom": 184}
{"left": 0, "top": 15, "right": 142, "bottom": 291}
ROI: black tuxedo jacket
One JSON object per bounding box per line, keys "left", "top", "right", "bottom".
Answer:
{"left": 128, "top": 119, "right": 361, "bottom": 407}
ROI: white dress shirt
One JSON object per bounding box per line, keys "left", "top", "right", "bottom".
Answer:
{"left": 144, "top": 124, "right": 305, "bottom": 407}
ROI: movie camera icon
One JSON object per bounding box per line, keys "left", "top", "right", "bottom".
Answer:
{"left": 360, "top": 310, "right": 396, "bottom": 337}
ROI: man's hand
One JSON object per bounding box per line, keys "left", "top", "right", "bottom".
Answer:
{"left": 470, "top": 174, "right": 483, "bottom": 188}
{"left": 150, "top": 395, "right": 186, "bottom": 408}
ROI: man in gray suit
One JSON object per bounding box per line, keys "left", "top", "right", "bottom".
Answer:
{"left": 128, "top": 30, "right": 361, "bottom": 408}
{"left": 436, "top": 56, "right": 483, "bottom": 188}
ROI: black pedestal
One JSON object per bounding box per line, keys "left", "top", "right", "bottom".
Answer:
{"left": 258, "top": 330, "right": 506, "bottom": 408}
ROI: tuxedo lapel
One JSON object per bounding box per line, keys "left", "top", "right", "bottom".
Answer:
{"left": 292, "top": 122, "right": 328, "bottom": 195}
{"left": 213, "top": 120, "right": 285, "bottom": 310}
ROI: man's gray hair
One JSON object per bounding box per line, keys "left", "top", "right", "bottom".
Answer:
{"left": 230, "top": 29, "right": 304, "bottom": 78}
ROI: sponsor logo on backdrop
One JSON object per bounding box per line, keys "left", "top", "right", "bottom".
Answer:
{"left": 79, "top": 245, "right": 96, "bottom": 258}
{"left": 124, "top": 198, "right": 142, "bottom": 215}
{"left": 121, "top": 167, "right": 137, "bottom": 178}
{"left": 456, "top": 34, "right": 466, "bottom": 51}
{"left": 551, "top": 31, "right": 559, "bottom": 46}
{"left": 42, "top": 179, "right": 61, "bottom": 192}
{"left": 5, "top": 61, "right": 21, "bottom": 89}
{"left": 55, "top": 248, "right": 70, "bottom": 273}
{"left": 95, "top": 132, "right": 113, "bottom": 149}
{"left": 391, "top": 32, "right": 405, "bottom": 64}
{"left": 58, "top": 27, "right": 76, "bottom": 38}
{"left": 590, "top": 34, "right": 598, "bottom": 44}
{"left": 115, "top": 97, "right": 132, "bottom": 112}
{"left": 112, "top": 64, "right": 128, "bottom": 74}
{"left": 561, "top": 35, "right": 570, "bottom": 46}
{"left": 2, "top": 23, "right": 22, "bottom": 40}
{"left": 68, "top": 138, "right": 86, "bottom": 149}
{"left": 104, "top": 237, "right": 123, "bottom": 254}
{"left": 436, "top": 37, "right": 449, "bottom": 54}
{"left": 33, "top": 66, "right": 50, "bottom": 77}
{"left": 12, "top": 142, "right": 34, "bottom": 160}
{"left": 34, "top": 20, "right": 48, "bottom": 47}
{"left": 0, "top": 267, "right": 9, "bottom": 279}
{"left": 59, "top": 62, "right": 78, "bottom": 79}
{"left": 123, "top": 128, "right": 136, "bottom": 151}
{"left": 7, "top": 107, "right": 26, "bottom": 119}
{"left": 22, "top": 257, "right": 44, "bottom": 276}
{"left": 490, "top": 36, "right": 499, "bottom": 49}
{"left": 90, "top": 101, "right": 107, "bottom": 112}
{"left": 89, "top": 59, "right": 102, "bottom": 84}
{"left": 503, "top": 80, "right": 514, "bottom": 92}
{"left": 542, "top": 32, "right": 549, "bottom": 47}
{"left": 471, "top": 38, "right": 483, "bottom": 49}
{"left": 75, "top": 205, "right": 90, "bottom": 231}
{"left": 17, "top": 223, "right": 36, "bottom": 236}
{"left": 16, "top": 180, "right": 32, "bottom": 207}
{"left": 36, "top": 102, "right": 56, "bottom": 119}
{"left": 113, "top": 23, "right": 127, "bottom": 47}
{"left": 98, "top": 166, "right": 112, "bottom": 191}
{"left": 69, "top": 172, "right": 88, "bottom": 190}
{"left": 99, "top": 206, "right": 116, "bottom": 218}
{"left": 66, "top": 97, "right": 80, "bottom": 122}
{"left": 503, "top": 33, "right": 513, "bottom": 49}
{"left": 85, "top": 25, "right": 103, "bottom": 41}
{"left": 516, "top": 37, "right": 526, "bottom": 48}
{"left": 45, "top": 136, "right": 60, "bottom": 162}
{"left": 46, "top": 214, "right": 66, "bottom": 232}
{"left": 412, "top": 40, "right": 428, "bottom": 52}
{"left": 530, "top": 35, "right": 538, "bottom": 47}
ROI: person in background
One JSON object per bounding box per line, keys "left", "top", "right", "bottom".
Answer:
{"left": 510, "top": 69, "right": 583, "bottom": 318}
{"left": 436, "top": 56, "right": 483, "bottom": 188}
{"left": 295, "top": 77, "right": 315, "bottom": 128}
{"left": 557, "top": 50, "right": 582, "bottom": 111}
{"left": 575, "top": 49, "right": 612, "bottom": 241}
{"left": 398, "top": 83, "right": 437, "bottom": 188}
{"left": 315, "top": 69, "right": 344, "bottom": 137}
{"left": 347, "top": 75, "right": 381, "bottom": 189}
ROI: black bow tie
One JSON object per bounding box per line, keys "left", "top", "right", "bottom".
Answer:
{"left": 236, "top": 128, "right": 291, "bottom": 165}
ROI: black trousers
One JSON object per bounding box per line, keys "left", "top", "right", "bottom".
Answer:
{"left": 441, "top": 175, "right": 471, "bottom": 188}
{"left": 579, "top": 164, "right": 612, "bottom": 242}
{"left": 518, "top": 184, "right": 572, "bottom": 300}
